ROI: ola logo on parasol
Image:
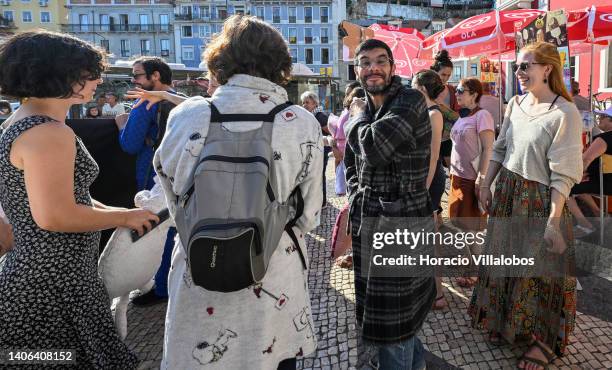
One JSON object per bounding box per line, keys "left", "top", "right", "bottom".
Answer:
{"left": 459, "top": 16, "right": 491, "bottom": 30}
{"left": 412, "top": 59, "right": 427, "bottom": 67}
{"left": 394, "top": 59, "right": 408, "bottom": 68}
{"left": 600, "top": 14, "right": 612, "bottom": 23}
{"left": 504, "top": 11, "right": 542, "bottom": 20}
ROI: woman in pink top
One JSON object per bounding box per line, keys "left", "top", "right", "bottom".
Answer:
{"left": 448, "top": 78, "right": 495, "bottom": 286}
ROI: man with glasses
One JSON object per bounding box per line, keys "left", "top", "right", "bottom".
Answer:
{"left": 117, "top": 57, "right": 180, "bottom": 307}
{"left": 344, "top": 39, "right": 435, "bottom": 369}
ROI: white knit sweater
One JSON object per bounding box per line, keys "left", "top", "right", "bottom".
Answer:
{"left": 491, "top": 95, "right": 583, "bottom": 197}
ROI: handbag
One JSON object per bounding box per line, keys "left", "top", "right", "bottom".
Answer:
{"left": 331, "top": 203, "right": 352, "bottom": 258}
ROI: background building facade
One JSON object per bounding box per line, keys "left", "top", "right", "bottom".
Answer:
{"left": 1, "top": 0, "right": 68, "bottom": 33}
{"left": 62, "top": 0, "right": 176, "bottom": 63}
{"left": 173, "top": 0, "right": 247, "bottom": 68}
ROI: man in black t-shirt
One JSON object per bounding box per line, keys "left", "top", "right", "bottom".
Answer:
{"left": 301, "top": 91, "right": 332, "bottom": 208}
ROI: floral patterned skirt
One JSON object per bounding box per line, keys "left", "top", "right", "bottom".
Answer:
{"left": 468, "top": 167, "right": 577, "bottom": 356}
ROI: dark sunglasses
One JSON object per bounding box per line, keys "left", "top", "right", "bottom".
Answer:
{"left": 512, "top": 62, "right": 545, "bottom": 73}
{"left": 455, "top": 87, "right": 471, "bottom": 95}
{"left": 130, "top": 72, "right": 147, "bottom": 79}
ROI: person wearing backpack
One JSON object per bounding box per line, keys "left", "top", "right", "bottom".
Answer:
{"left": 117, "top": 57, "right": 182, "bottom": 307}
{"left": 153, "top": 15, "right": 323, "bottom": 370}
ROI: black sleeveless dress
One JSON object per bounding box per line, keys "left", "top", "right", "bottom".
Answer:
{"left": 0, "top": 116, "right": 138, "bottom": 369}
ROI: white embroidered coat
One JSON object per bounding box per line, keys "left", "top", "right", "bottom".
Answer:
{"left": 153, "top": 74, "right": 324, "bottom": 370}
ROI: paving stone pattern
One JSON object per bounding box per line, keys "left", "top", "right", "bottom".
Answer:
{"left": 125, "top": 159, "right": 612, "bottom": 370}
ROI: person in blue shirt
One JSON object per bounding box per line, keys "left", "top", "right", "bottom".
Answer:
{"left": 116, "top": 57, "right": 178, "bottom": 306}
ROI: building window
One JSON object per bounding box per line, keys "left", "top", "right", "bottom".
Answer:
{"left": 40, "top": 11, "right": 50, "bottom": 23}
{"left": 160, "top": 39, "right": 170, "bottom": 57}
{"left": 322, "top": 48, "right": 330, "bottom": 64}
{"left": 234, "top": 6, "right": 245, "bottom": 15}
{"left": 200, "top": 6, "right": 210, "bottom": 19}
{"left": 140, "top": 39, "right": 151, "bottom": 56}
{"left": 99, "top": 14, "right": 110, "bottom": 31}
{"left": 182, "top": 46, "right": 194, "bottom": 61}
{"left": 605, "top": 44, "right": 612, "bottom": 89}
{"left": 159, "top": 14, "right": 169, "bottom": 32}
{"left": 120, "top": 40, "right": 130, "bottom": 57}
{"left": 321, "top": 28, "right": 329, "bottom": 44}
{"left": 199, "top": 24, "right": 211, "bottom": 39}
{"left": 432, "top": 21, "right": 444, "bottom": 33}
{"left": 139, "top": 14, "right": 149, "bottom": 32}
{"left": 3, "top": 11, "right": 13, "bottom": 22}
{"left": 288, "top": 28, "right": 297, "bottom": 44}
{"left": 22, "top": 11, "right": 32, "bottom": 23}
{"left": 453, "top": 66, "right": 462, "bottom": 81}
{"left": 272, "top": 7, "right": 280, "bottom": 24}
{"left": 218, "top": 6, "right": 227, "bottom": 19}
{"left": 290, "top": 48, "right": 297, "bottom": 63}
{"left": 100, "top": 39, "right": 110, "bottom": 53}
{"left": 79, "top": 14, "right": 89, "bottom": 31}
{"left": 256, "top": 7, "right": 264, "bottom": 20}
{"left": 180, "top": 5, "right": 192, "bottom": 19}
{"left": 320, "top": 7, "right": 329, "bottom": 23}
{"left": 470, "top": 63, "right": 478, "bottom": 77}
{"left": 304, "top": 7, "right": 312, "bottom": 23}
{"left": 288, "top": 7, "right": 296, "bottom": 24}
{"left": 304, "top": 28, "right": 312, "bottom": 44}
{"left": 182, "top": 25, "right": 192, "bottom": 38}
{"left": 305, "top": 48, "right": 313, "bottom": 64}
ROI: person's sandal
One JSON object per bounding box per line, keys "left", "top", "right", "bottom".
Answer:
{"left": 574, "top": 224, "right": 595, "bottom": 239}
{"left": 517, "top": 338, "right": 557, "bottom": 370}
{"left": 432, "top": 295, "right": 447, "bottom": 310}
{"left": 335, "top": 255, "right": 353, "bottom": 269}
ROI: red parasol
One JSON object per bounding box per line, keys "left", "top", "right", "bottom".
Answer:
{"left": 368, "top": 23, "right": 425, "bottom": 78}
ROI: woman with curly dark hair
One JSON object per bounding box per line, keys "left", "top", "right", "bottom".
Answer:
{"left": 153, "top": 15, "right": 323, "bottom": 370}
{"left": 0, "top": 31, "right": 158, "bottom": 369}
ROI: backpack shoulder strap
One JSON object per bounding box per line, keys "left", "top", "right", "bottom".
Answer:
{"left": 209, "top": 101, "right": 293, "bottom": 123}
{"left": 284, "top": 187, "right": 307, "bottom": 270}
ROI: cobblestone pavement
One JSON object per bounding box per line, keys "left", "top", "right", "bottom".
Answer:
{"left": 125, "top": 161, "right": 612, "bottom": 370}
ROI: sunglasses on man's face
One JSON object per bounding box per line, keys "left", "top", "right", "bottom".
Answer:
{"left": 512, "top": 62, "right": 545, "bottom": 73}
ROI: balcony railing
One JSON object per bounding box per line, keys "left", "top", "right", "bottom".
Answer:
{"left": 304, "top": 36, "right": 312, "bottom": 44}
{"left": 321, "top": 36, "right": 328, "bottom": 44}
{"left": 62, "top": 24, "right": 173, "bottom": 33}
{"left": 288, "top": 16, "right": 296, "bottom": 23}
{"left": 175, "top": 14, "right": 192, "bottom": 20}
{"left": 0, "top": 19, "right": 15, "bottom": 29}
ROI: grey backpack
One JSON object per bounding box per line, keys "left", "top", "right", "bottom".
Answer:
{"left": 174, "top": 101, "right": 306, "bottom": 292}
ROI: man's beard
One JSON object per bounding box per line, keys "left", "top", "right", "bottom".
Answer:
{"left": 134, "top": 81, "right": 153, "bottom": 91}
{"left": 360, "top": 72, "right": 390, "bottom": 94}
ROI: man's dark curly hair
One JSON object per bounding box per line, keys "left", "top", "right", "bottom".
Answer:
{"left": 132, "top": 56, "right": 172, "bottom": 85}
{"left": 0, "top": 30, "right": 106, "bottom": 99}
{"left": 204, "top": 15, "right": 292, "bottom": 85}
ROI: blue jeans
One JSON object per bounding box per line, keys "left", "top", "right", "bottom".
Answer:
{"left": 154, "top": 227, "right": 176, "bottom": 297}
{"left": 377, "top": 336, "right": 425, "bottom": 370}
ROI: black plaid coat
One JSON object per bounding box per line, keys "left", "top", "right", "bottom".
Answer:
{"left": 344, "top": 76, "right": 436, "bottom": 344}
